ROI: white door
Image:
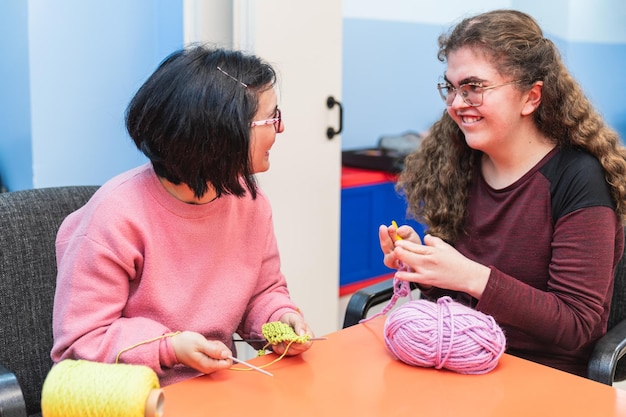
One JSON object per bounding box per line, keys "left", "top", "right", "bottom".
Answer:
{"left": 185, "top": 0, "right": 342, "bottom": 338}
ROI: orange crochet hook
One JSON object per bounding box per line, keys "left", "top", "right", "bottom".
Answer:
{"left": 391, "top": 220, "right": 403, "bottom": 241}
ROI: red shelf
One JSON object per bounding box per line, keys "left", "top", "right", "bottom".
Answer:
{"left": 341, "top": 167, "right": 398, "bottom": 188}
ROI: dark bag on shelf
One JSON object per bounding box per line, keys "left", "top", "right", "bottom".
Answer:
{"left": 342, "top": 131, "right": 422, "bottom": 173}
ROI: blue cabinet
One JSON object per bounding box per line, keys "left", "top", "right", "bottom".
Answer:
{"left": 340, "top": 168, "right": 424, "bottom": 294}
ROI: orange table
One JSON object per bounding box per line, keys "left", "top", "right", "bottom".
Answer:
{"left": 162, "top": 317, "right": 626, "bottom": 416}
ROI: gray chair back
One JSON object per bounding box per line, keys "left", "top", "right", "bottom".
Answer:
{"left": 0, "top": 186, "right": 98, "bottom": 416}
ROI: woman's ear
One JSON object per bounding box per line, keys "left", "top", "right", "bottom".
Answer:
{"left": 521, "top": 81, "right": 543, "bottom": 116}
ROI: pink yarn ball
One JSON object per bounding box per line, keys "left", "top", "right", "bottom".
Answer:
{"left": 383, "top": 296, "right": 506, "bottom": 374}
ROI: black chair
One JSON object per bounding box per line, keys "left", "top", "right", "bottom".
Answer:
{"left": 343, "top": 231, "right": 626, "bottom": 386}
{"left": 589, "top": 240, "right": 626, "bottom": 385}
{"left": 0, "top": 186, "right": 99, "bottom": 417}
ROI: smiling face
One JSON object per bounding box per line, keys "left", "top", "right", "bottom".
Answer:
{"left": 444, "top": 46, "right": 532, "bottom": 155}
{"left": 250, "top": 87, "right": 284, "bottom": 173}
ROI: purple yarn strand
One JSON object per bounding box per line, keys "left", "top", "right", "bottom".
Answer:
{"left": 359, "top": 277, "right": 412, "bottom": 324}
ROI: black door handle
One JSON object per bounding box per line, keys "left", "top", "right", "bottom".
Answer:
{"left": 326, "top": 96, "right": 343, "bottom": 140}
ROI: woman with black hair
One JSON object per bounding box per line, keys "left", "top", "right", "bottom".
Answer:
{"left": 51, "top": 45, "right": 313, "bottom": 385}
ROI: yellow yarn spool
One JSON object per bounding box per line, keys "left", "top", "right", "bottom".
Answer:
{"left": 41, "top": 359, "right": 164, "bottom": 417}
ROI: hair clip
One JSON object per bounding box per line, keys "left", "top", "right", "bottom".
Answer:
{"left": 216, "top": 66, "right": 248, "bottom": 88}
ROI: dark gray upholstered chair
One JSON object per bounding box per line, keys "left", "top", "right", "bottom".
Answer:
{"left": 343, "top": 227, "right": 626, "bottom": 386}
{"left": 0, "top": 186, "right": 98, "bottom": 417}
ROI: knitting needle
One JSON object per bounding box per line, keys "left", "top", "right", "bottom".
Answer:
{"left": 234, "top": 337, "right": 327, "bottom": 343}
{"left": 228, "top": 355, "right": 273, "bottom": 377}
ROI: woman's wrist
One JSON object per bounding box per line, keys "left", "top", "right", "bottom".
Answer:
{"left": 465, "top": 263, "right": 491, "bottom": 299}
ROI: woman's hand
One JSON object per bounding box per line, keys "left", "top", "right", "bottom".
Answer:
{"left": 393, "top": 234, "right": 491, "bottom": 299}
{"left": 171, "top": 331, "right": 233, "bottom": 375}
{"left": 271, "top": 312, "right": 314, "bottom": 356}
{"left": 379, "top": 223, "right": 422, "bottom": 269}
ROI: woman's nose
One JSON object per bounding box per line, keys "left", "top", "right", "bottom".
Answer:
{"left": 449, "top": 91, "right": 469, "bottom": 108}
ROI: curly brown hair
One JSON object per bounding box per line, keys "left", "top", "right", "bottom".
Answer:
{"left": 398, "top": 9, "right": 626, "bottom": 243}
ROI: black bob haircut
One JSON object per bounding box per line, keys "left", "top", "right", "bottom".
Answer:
{"left": 125, "top": 45, "right": 277, "bottom": 200}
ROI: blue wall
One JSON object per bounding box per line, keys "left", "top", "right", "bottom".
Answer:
{"left": 341, "top": 2, "right": 626, "bottom": 150}
{"left": 0, "top": 0, "right": 183, "bottom": 191}
{"left": 1, "top": 1, "right": 625, "bottom": 188}
{"left": 342, "top": 19, "right": 445, "bottom": 150}
{"left": 0, "top": 1, "right": 32, "bottom": 190}
{"left": 565, "top": 41, "right": 626, "bottom": 138}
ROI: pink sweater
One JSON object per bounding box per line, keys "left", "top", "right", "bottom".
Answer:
{"left": 52, "top": 164, "right": 300, "bottom": 386}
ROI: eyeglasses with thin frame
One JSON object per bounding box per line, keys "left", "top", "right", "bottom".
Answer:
{"left": 437, "top": 80, "right": 521, "bottom": 107}
{"left": 250, "top": 108, "right": 282, "bottom": 132}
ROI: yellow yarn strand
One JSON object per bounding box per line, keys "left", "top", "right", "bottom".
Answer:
{"left": 231, "top": 339, "right": 297, "bottom": 372}
{"left": 231, "top": 321, "right": 309, "bottom": 372}
{"left": 115, "top": 331, "right": 181, "bottom": 364}
{"left": 41, "top": 359, "right": 161, "bottom": 417}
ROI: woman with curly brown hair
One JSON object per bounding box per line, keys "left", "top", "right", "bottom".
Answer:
{"left": 380, "top": 9, "right": 626, "bottom": 376}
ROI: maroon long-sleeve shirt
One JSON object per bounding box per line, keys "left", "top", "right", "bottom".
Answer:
{"left": 423, "top": 147, "right": 624, "bottom": 376}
